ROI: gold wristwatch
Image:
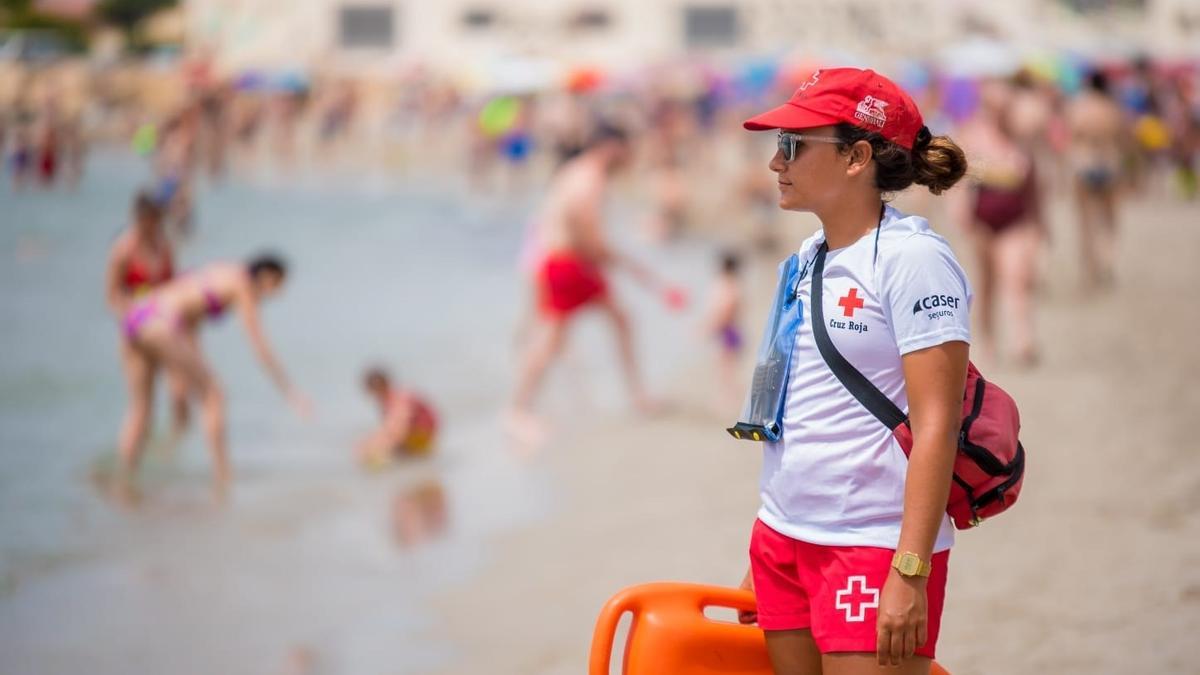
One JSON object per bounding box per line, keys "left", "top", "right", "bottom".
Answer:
{"left": 891, "top": 552, "right": 932, "bottom": 578}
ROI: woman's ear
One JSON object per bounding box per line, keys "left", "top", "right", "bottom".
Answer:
{"left": 845, "top": 140, "right": 873, "bottom": 177}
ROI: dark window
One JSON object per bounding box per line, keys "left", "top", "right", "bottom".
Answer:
{"left": 570, "top": 9, "right": 612, "bottom": 31}
{"left": 462, "top": 8, "right": 497, "bottom": 29}
{"left": 683, "top": 6, "right": 738, "bottom": 48}
{"left": 339, "top": 5, "right": 394, "bottom": 48}
{"left": 1058, "top": 0, "right": 1146, "bottom": 13}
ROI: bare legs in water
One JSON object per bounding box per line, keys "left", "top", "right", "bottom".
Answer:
{"left": 509, "top": 295, "right": 654, "bottom": 448}
{"left": 118, "top": 323, "right": 230, "bottom": 491}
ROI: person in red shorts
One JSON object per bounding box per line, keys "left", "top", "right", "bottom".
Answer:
{"left": 734, "top": 68, "right": 971, "bottom": 674}
{"left": 509, "top": 124, "right": 671, "bottom": 444}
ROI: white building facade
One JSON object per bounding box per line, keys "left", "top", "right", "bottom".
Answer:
{"left": 183, "top": 0, "right": 1200, "bottom": 76}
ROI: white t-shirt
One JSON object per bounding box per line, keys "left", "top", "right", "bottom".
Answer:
{"left": 758, "top": 205, "right": 972, "bottom": 553}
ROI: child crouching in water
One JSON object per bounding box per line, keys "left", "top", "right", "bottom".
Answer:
{"left": 356, "top": 367, "right": 439, "bottom": 469}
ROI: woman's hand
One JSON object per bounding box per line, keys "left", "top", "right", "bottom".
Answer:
{"left": 876, "top": 569, "right": 928, "bottom": 667}
{"left": 662, "top": 285, "right": 689, "bottom": 312}
{"left": 737, "top": 566, "right": 757, "bottom": 625}
{"left": 288, "top": 390, "right": 314, "bottom": 420}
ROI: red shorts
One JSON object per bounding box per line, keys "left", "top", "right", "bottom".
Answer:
{"left": 538, "top": 252, "right": 607, "bottom": 317}
{"left": 749, "top": 519, "right": 949, "bottom": 658}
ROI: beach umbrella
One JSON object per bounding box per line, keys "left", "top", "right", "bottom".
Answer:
{"left": 735, "top": 57, "right": 779, "bottom": 100}
{"left": 233, "top": 71, "right": 267, "bottom": 92}
{"left": 940, "top": 76, "right": 979, "bottom": 123}
{"left": 779, "top": 59, "right": 824, "bottom": 90}
{"left": 565, "top": 66, "right": 605, "bottom": 93}
{"left": 481, "top": 56, "right": 559, "bottom": 95}
{"left": 938, "top": 37, "right": 1021, "bottom": 79}
{"left": 131, "top": 123, "right": 157, "bottom": 156}
{"left": 478, "top": 96, "right": 522, "bottom": 137}
{"left": 1054, "top": 51, "right": 1091, "bottom": 94}
{"left": 274, "top": 71, "right": 309, "bottom": 94}
{"left": 894, "top": 60, "right": 933, "bottom": 96}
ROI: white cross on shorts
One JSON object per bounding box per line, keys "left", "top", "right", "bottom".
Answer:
{"left": 834, "top": 575, "right": 880, "bottom": 623}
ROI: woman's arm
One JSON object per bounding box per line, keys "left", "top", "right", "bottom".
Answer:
{"left": 104, "top": 238, "right": 131, "bottom": 317}
{"left": 233, "top": 278, "right": 303, "bottom": 409}
{"left": 896, "top": 340, "right": 968, "bottom": 559}
{"left": 876, "top": 339, "right": 968, "bottom": 667}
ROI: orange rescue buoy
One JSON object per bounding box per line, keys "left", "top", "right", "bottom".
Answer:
{"left": 589, "top": 582, "right": 951, "bottom": 675}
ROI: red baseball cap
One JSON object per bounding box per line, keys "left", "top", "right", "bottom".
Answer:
{"left": 743, "top": 67, "right": 924, "bottom": 150}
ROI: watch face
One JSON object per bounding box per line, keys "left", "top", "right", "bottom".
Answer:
{"left": 899, "top": 556, "right": 919, "bottom": 575}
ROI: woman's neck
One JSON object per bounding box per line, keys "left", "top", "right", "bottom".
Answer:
{"left": 818, "top": 194, "right": 885, "bottom": 250}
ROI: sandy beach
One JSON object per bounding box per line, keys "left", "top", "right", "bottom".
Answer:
{"left": 5, "top": 2, "right": 1200, "bottom": 669}
{"left": 1, "top": 147, "right": 1196, "bottom": 675}
{"left": 430, "top": 192, "right": 1200, "bottom": 675}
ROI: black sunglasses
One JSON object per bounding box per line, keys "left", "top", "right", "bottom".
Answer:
{"left": 777, "top": 131, "right": 842, "bottom": 162}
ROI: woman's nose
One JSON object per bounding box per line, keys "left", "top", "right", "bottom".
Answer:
{"left": 768, "top": 150, "right": 786, "bottom": 173}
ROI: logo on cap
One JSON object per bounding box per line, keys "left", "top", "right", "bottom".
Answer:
{"left": 854, "top": 95, "right": 888, "bottom": 128}
{"left": 797, "top": 70, "right": 822, "bottom": 93}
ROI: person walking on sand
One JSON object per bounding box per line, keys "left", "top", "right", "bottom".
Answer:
{"left": 1066, "top": 70, "right": 1128, "bottom": 290}
{"left": 509, "top": 124, "right": 681, "bottom": 442}
{"left": 705, "top": 249, "right": 745, "bottom": 413}
{"left": 154, "top": 111, "right": 199, "bottom": 236}
{"left": 954, "top": 77, "right": 1045, "bottom": 366}
{"left": 734, "top": 68, "right": 971, "bottom": 675}
{"left": 105, "top": 190, "right": 191, "bottom": 439}
{"left": 117, "top": 255, "right": 311, "bottom": 487}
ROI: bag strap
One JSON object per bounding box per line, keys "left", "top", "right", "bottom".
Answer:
{"left": 810, "top": 241, "right": 908, "bottom": 431}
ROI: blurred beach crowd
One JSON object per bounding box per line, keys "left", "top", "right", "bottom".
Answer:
{"left": 5, "top": 4, "right": 1199, "bottom": 369}
{"left": 6, "top": 36, "right": 1199, "bottom": 200}
{"left": 3, "top": 0, "right": 1200, "bottom": 673}
{"left": 4, "top": 1, "right": 1199, "bottom": 205}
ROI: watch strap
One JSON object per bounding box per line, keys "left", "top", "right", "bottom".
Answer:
{"left": 891, "top": 551, "right": 932, "bottom": 578}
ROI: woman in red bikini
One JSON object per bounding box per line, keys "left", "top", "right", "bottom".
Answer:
{"left": 954, "top": 78, "right": 1045, "bottom": 366}
{"left": 117, "top": 255, "right": 311, "bottom": 487}
{"left": 105, "top": 191, "right": 193, "bottom": 436}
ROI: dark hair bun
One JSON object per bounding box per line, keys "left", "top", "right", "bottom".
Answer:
{"left": 911, "top": 134, "right": 967, "bottom": 195}
{"left": 914, "top": 126, "right": 933, "bottom": 150}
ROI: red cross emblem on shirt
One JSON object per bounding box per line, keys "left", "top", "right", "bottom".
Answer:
{"left": 838, "top": 288, "right": 865, "bottom": 317}
{"left": 834, "top": 575, "right": 879, "bottom": 623}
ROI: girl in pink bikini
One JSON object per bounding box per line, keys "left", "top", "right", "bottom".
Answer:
{"left": 117, "top": 255, "right": 311, "bottom": 487}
